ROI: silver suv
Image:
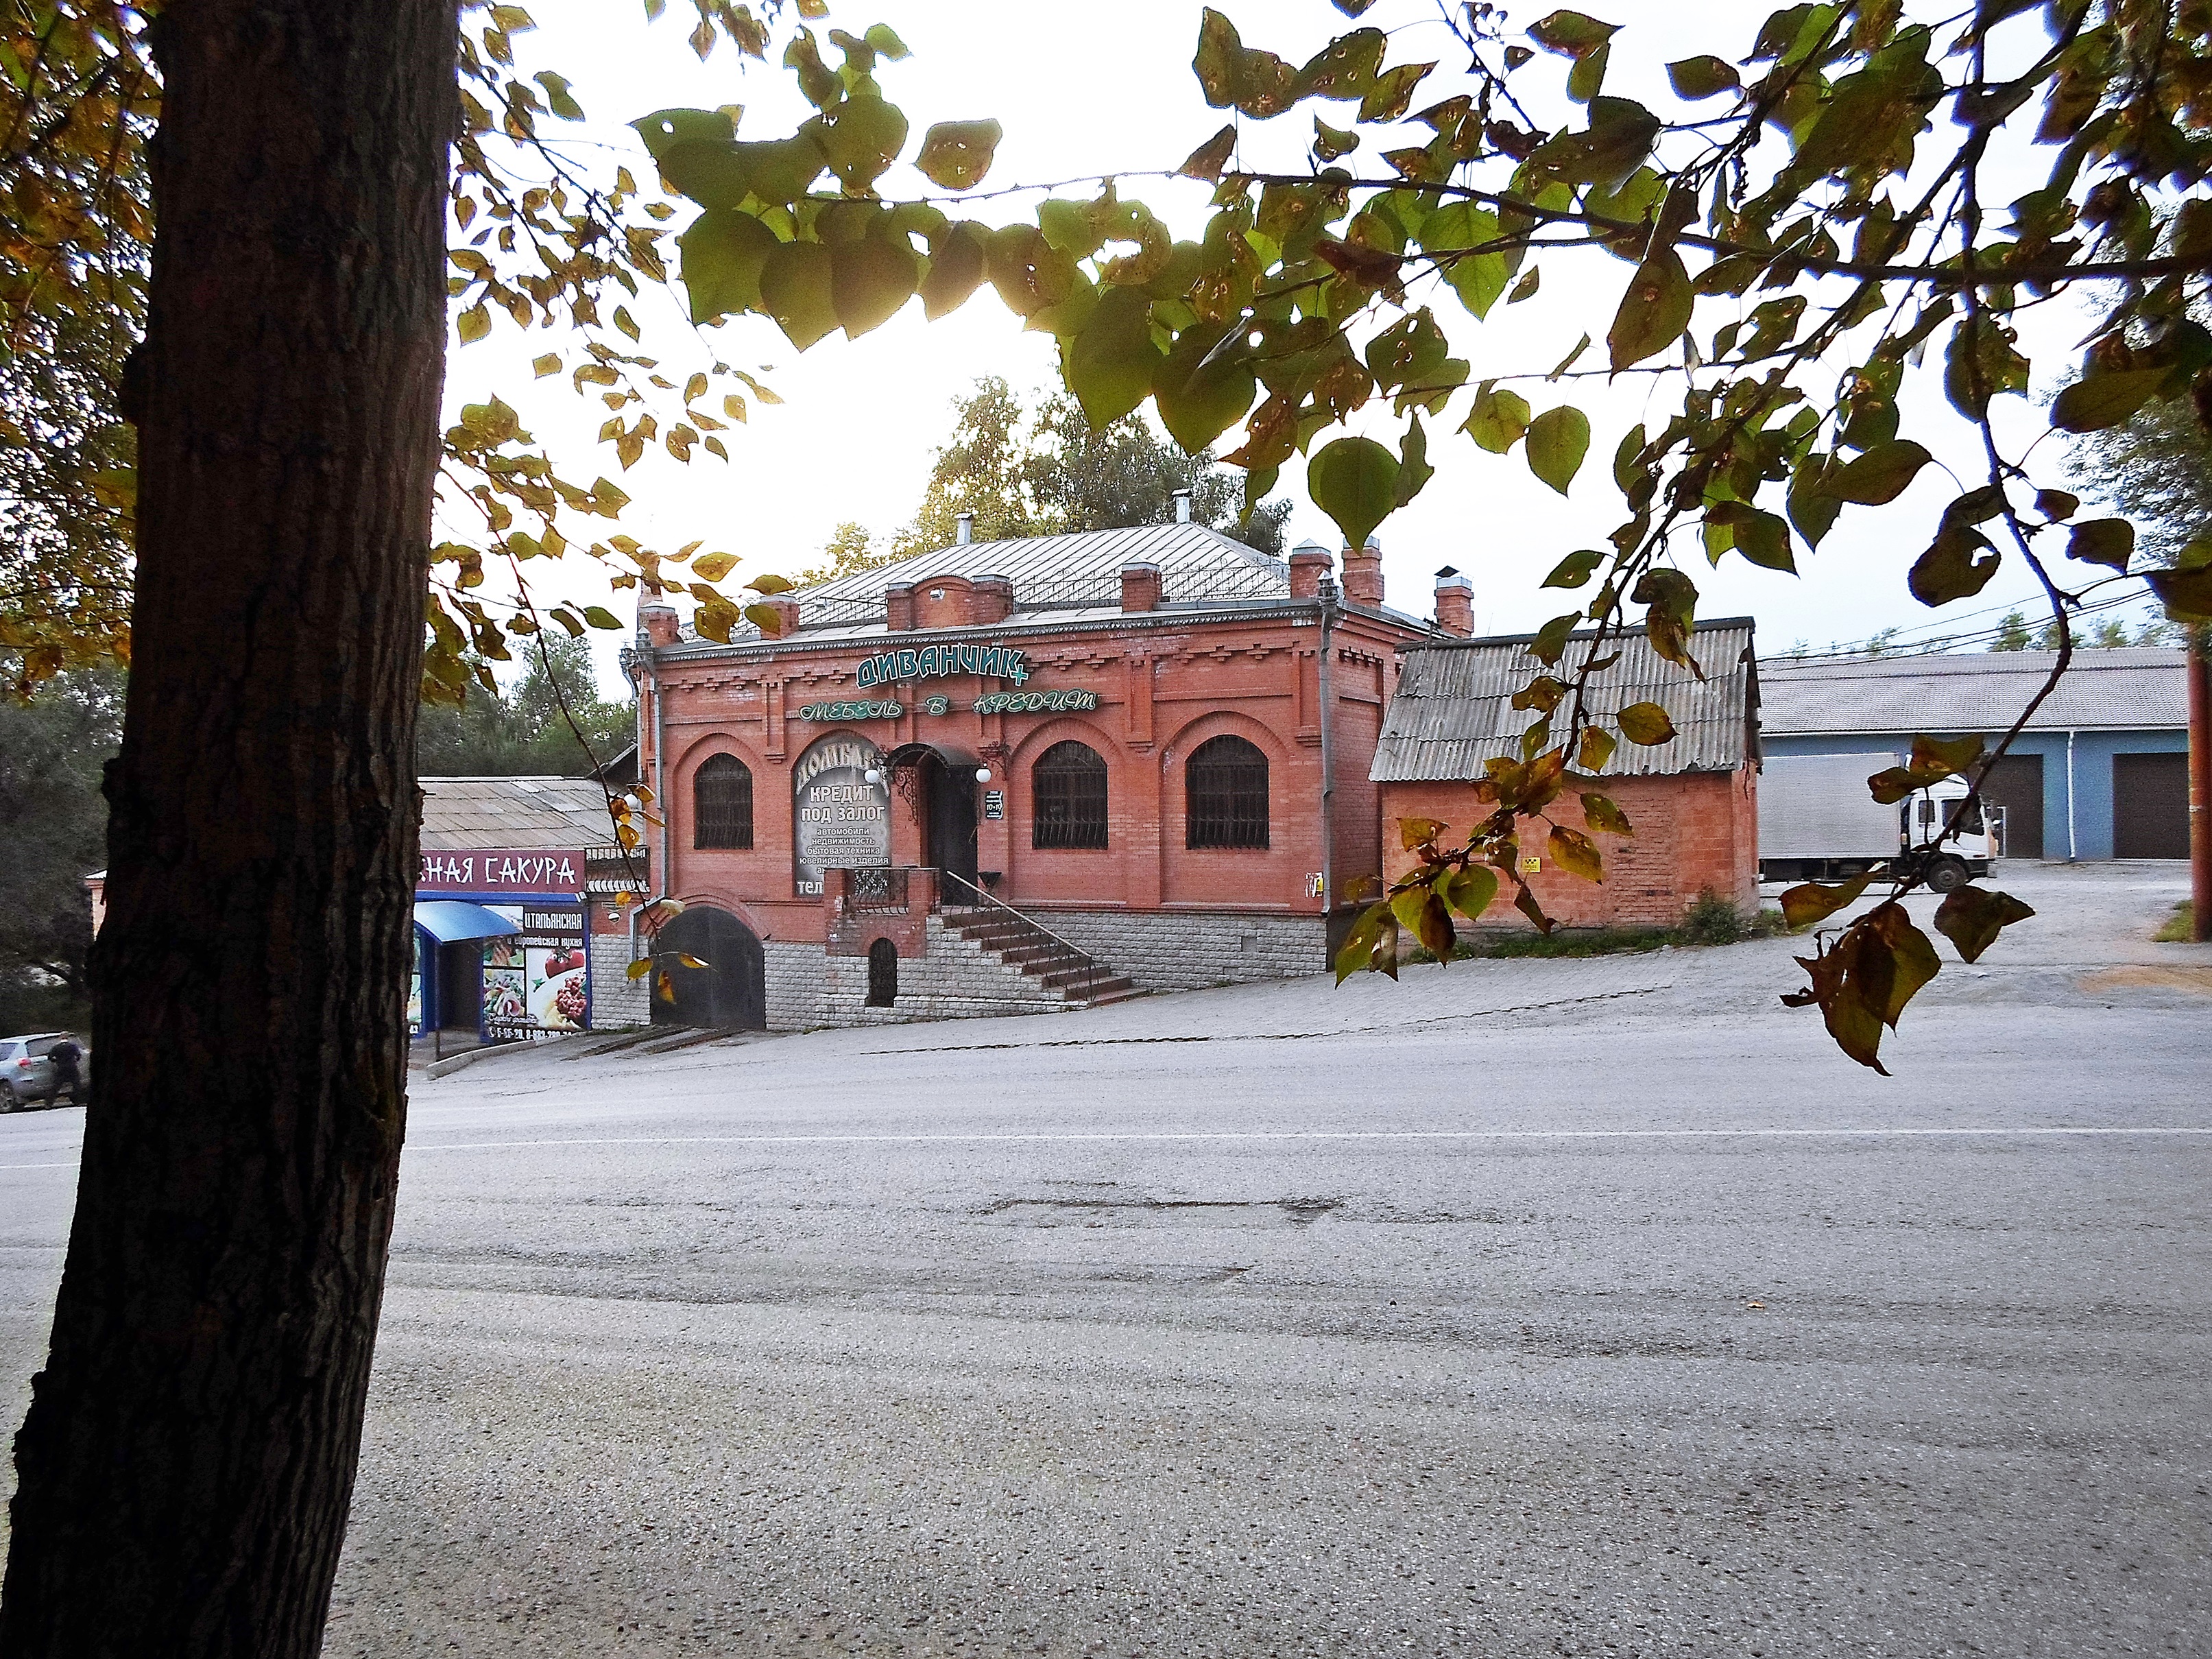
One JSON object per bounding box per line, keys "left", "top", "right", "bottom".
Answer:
{"left": 0, "top": 1034, "right": 86, "bottom": 1111}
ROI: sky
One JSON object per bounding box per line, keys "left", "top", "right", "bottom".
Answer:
{"left": 455, "top": 1, "right": 2169, "bottom": 696}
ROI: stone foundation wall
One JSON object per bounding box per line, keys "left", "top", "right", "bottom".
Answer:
{"left": 763, "top": 920, "right": 1083, "bottom": 1030}
{"left": 588, "top": 934, "right": 651, "bottom": 1029}
{"left": 1025, "top": 908, "right": 1327, "bottom": 992}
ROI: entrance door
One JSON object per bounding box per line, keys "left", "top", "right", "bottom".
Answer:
{"left": 924, "top": 752, "right": 979, "bottom": 889}
{"left": 2114, "top": 752, "right": 2189, "bottom": 858}
{"left": 652, "top": 906, "right": 767, "bottom": 1029}
{"left": 437, "top": 940, "right": 482, "bottom": 1031}
{"left": 1980, "top": 752, "right": 2044, "bottom": 859}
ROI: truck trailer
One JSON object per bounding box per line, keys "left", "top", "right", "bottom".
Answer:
{"left": 1758, "top": 752, "right": 1997, "bottom": 892}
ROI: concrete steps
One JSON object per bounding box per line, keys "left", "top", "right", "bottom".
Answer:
{"left": 941, "top": 905, "right": 1136, "bottom": 1005}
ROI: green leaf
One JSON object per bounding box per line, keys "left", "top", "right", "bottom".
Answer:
{"left": 2049, "top": 368, "right": 2168, "bottom": 434}
{"left": 1542, "top": 549, "right": 1604, "bottom": 588}
{"left": 677, "top": 208, "right": 779, "bottom": 322}
{"left": 1829, "top": 439, "right": 1932, "bottom": 505}
{"left": 1462, "top": 381, "right": 1530, "bottom": 453}
{"left": 653, "top": 140, "right": 753, "bottom": 208}
{"left": 632, "top": 107, "right": 736, "bottom": 162}
{"left": 1527, "top": 10, "right": 1618, "bottom": 54}
{"left": 2145, "top": 562, "right": 2212, "bottom": 620}
{"left": 1178, "top": 123, "right": 1238, "bottom": 182}
{"left": 2065, "top": 517, "right": 2134, "bottom": 571}
{"left": 2036, "top": 488, "right": 2079, "bottom": 521}
{"left": 457, "top": 305, "right": 490, "bottom": 344}
{"left": 1391, "top": 884, "right": 1455, "bottom": 959}
{"left": 1548, "top": 825, "right": 1603, "bottom": 881}
{"left": 1441, "top": 865, "right": 1498, "bottom": 922}
{"left": 1394, "top": 415, "right": 1434, "bottom": 510}
{"left": 1152, "top": 324, "right": 1255, "bottom": 455}
{"left": 1524, "top": 405, "right": 1591, "bottom": 495}
{"left": 863, "top": 23, "right": 910, "bottom": 59}
{"left": 913, "top": 119, "right": 1002, "bottom": 189}
{"left": 1943, "top": 316, "right": 2029, "bottom": 421}
{"left": 920, "top": 221, "right": 988, "bottom": 318}
{"left": 757, "top": 239, "right": 839, "bottom": 350}
{"left": 1424, "top": 202, "right": 1508, "bottom": 320}
{"left": 810, "top": 95, "right": 908, "bottom": 191}
{"left": 1314, "top": 116, "right": 1360, "bottom": 160}
{"left": 1666, "top": 54, "right": 1740, "bottom": 99}
{"left": 1530, "top": 612, "right": 1579, "bottom": 666}
{"left": 1707, "top": 503, "right": 1794, "bottom": 573}
{"left": 1617, "top": 701, "right": 1674, "bottom": 745}
{"left": 1933, "top": 886, "right": 2035, "bottom": 964}
{"left": 536, "top": 71, "right": 586, "bottom": 121}
{"left": 1581, "top": 791, "right": 1633, "bottom": 836}
{"left": 581, "top": 606, "right": 623, "bottom": 630}
{"left": 1576, "top": 726, "right": 1616, "bottom": 774}
{"left": 1908, "top": 525, "right": 2000, "bottom": 606}
{"left": 1308, "top": 436, "right": 1401, "bottom": 550}
{"left": 1067, "top": 286, "right": 1164, "bottom": 429}
{"left": 986, "top": 224, "right": 1079, "bottom": 318}
{"left": 830, "top": 234, "right": 919, "bottom": 338}
{"left": 1606, "top": 248, "right": 1692, "bottom": 371}
{"left": 1779, "top": 872, "right": 1873, "bottom": 931}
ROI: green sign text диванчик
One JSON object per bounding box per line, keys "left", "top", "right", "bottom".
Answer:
{"left": 854, "top": 642, "right": 1029, "bottom": 689}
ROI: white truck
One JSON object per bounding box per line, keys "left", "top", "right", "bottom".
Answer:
{"left": 1758, "top": 752, "right": 1998, "bottom": 893}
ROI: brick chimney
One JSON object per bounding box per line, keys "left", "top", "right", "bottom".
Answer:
{"left": 1288, "top": 539, "right": 1333, "bottom": 600}
{"left": 884, "top": 582, "right": 916, "bottom": 632}
{"left": 972, "top": 574, "right": 1014, "bottom": 625}
{"left": 638, "top": 601, "right": 681, "bottom": 649}
{"left": 1434, "top": 568, "right": 1474, "bottom": 637}
{"left": 1120, "top": 560, "right": 1163, "bottom": 612}
{"left": 754, "top": 595, "right": 800, "bottom": 638}
{"left": 1340, "top": 536, "right": 1384, "bottom": 608}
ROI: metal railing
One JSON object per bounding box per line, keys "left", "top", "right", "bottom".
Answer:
{"left": 848, "top": 866, "right": 911, "bottom": 911}
{"left": 937, "top": 869, "right": 1114, "bottom": 999}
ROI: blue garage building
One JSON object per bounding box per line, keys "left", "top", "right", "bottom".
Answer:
{"left": 1759, "top": 647, "right": 2190, "bottom": 861}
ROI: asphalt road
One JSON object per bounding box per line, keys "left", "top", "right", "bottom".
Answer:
{"left": 3, "top": 863, "right": 2209, "bottom": 1656}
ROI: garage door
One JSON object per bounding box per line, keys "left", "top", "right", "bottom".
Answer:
{"left": 1980, "top": 753, "right": 2044, "bottom": 859}
{"left": 2113, "top": 752, "right": 2189, "bottom": 859}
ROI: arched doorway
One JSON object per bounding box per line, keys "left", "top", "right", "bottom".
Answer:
{"left": 884, "top": 743, "right": 979, "bottom": 890}
{"left": 651, "top": 905, "right": 766, "bottom": 1030}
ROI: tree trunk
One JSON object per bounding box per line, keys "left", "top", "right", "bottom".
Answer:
{"left": 1, "top": 3, "right": 453, "bottom": 1654}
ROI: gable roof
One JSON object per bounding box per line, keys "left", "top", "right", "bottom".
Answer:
{"left": 1757, "top": 647, "right": 2185, "bottom": 735}
{"left": 1371, "top": 618, "right": 1759, "bottom": 783}
{"left": 795, "top": 522, "right": 1291, "bottom": 626}
{"left": 419, "top": 776, "right": 621, "bottom": 855}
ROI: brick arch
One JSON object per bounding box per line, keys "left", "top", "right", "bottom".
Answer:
{"left": 1001, "top": 716, "right": 1125, "bottom": 900}
{"left": 1157, "top": 708, "right": 1301, "bottom": 907}
{"left": 669, "top": 727, "right": 767, "bottom": 793}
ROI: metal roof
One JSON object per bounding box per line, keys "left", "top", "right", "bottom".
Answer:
{"left": 1371, "top": 618, "right": 1759, "bottom": 783}
{"left": 795, "top": 522, "right": 1291, "bottom": 625}
{"left": 1757, "top": 647, "right": 2186, "bottom": 735}
{"left": 419, "top": 776, "right": 621, "bottom": 855}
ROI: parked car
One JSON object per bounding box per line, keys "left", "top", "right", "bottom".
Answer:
{"left": 0, "top": 1034, "right": 88, "bottom": 1111}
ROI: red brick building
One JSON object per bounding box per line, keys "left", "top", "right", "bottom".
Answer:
{"left": 628, "top": 508, "right": 1440, "bottom": 1027}
{"left": 1371, "top": 619, "right": 1762, "bottom": 929}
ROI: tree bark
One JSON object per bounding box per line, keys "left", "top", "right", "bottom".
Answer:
{"left": 1, "top": 3, "right": 453, "bottom": 1654}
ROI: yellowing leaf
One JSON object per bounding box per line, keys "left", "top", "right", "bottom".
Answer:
{"left": 1617, "top": 702, "right": 1674, "bottom": 745}
{"left": 691, "top": 552, "right": 738, "bottom": 582}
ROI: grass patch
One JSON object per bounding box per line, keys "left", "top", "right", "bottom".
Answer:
{"left": 2155, "top": 901, "right": 2196, "bottom": 943}
{"left": 1410, "top": 892, "right": 1789, "bottom": 963}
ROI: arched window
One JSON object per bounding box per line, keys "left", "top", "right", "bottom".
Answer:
{"left": 1186, "top": 735, "right": 1269, "bottom": 849}
{"left": 693, "top": 754, "right": 754, "bottom": 849}
{"left": 866, "top": 937, "right": 898, "bottom": 1007}
{"left": 1032, "top": 740, "right": 1109, "bottom": 850}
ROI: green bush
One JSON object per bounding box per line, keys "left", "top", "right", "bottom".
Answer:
{"left": 1677, "top": 887, "right": 1747, "bottom": 946}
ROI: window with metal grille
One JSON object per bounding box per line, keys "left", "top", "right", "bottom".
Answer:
{"left": 1032, "top": 740, "right": 1109, "bottom": 850}
{"left": 693, "top": 754, "right": 754, "bottom": 849}
{"left": 1186, "top": 735, "right": 1269, "bottom": 849}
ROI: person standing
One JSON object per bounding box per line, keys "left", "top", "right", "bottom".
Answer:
{"left": 46, "top": 1037, "right": 82, "bottom": 1106}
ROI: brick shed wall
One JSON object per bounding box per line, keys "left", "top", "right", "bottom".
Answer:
{"left": 1379, "top": 768, "right": 1759, "bottom": 929}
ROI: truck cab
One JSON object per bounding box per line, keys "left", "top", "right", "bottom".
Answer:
{"left": 1758, "top": 752, "right": 1999, "bottom": 892}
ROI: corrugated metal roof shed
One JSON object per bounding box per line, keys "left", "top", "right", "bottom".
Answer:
{"left": 1758, "top": 647, "right": 2185, "bottom": 735}
{"left": 1371, "top": 619, "right": 1759, "bottom": 783}
{"left": 419, "top": 776, "right": 619, "bottom": 853}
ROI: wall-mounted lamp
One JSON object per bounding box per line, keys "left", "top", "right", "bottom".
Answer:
{"left": 975, "top": 767, "right": 993, "bottom": 783}
{"left": 863, "top": 767, "right": 883, "bottom": 785}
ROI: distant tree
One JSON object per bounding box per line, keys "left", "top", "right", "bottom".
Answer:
{"left": 417, "top": 635, "right": 632, "bottom": 778}
{"left": 0, "top": 667, "right": 118, "bottom": 1032}
{"left": 1991, "top": 612, "right": 2034, "bottom": 652}
{"left": 2069, "top": 398, "right": 2212, "bottom": 571}
{"left": 795, "top": 520, "right": 889, "bottom": 585}
{"left": 883, "top": 377, "right": 1288, "bottom": 566}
